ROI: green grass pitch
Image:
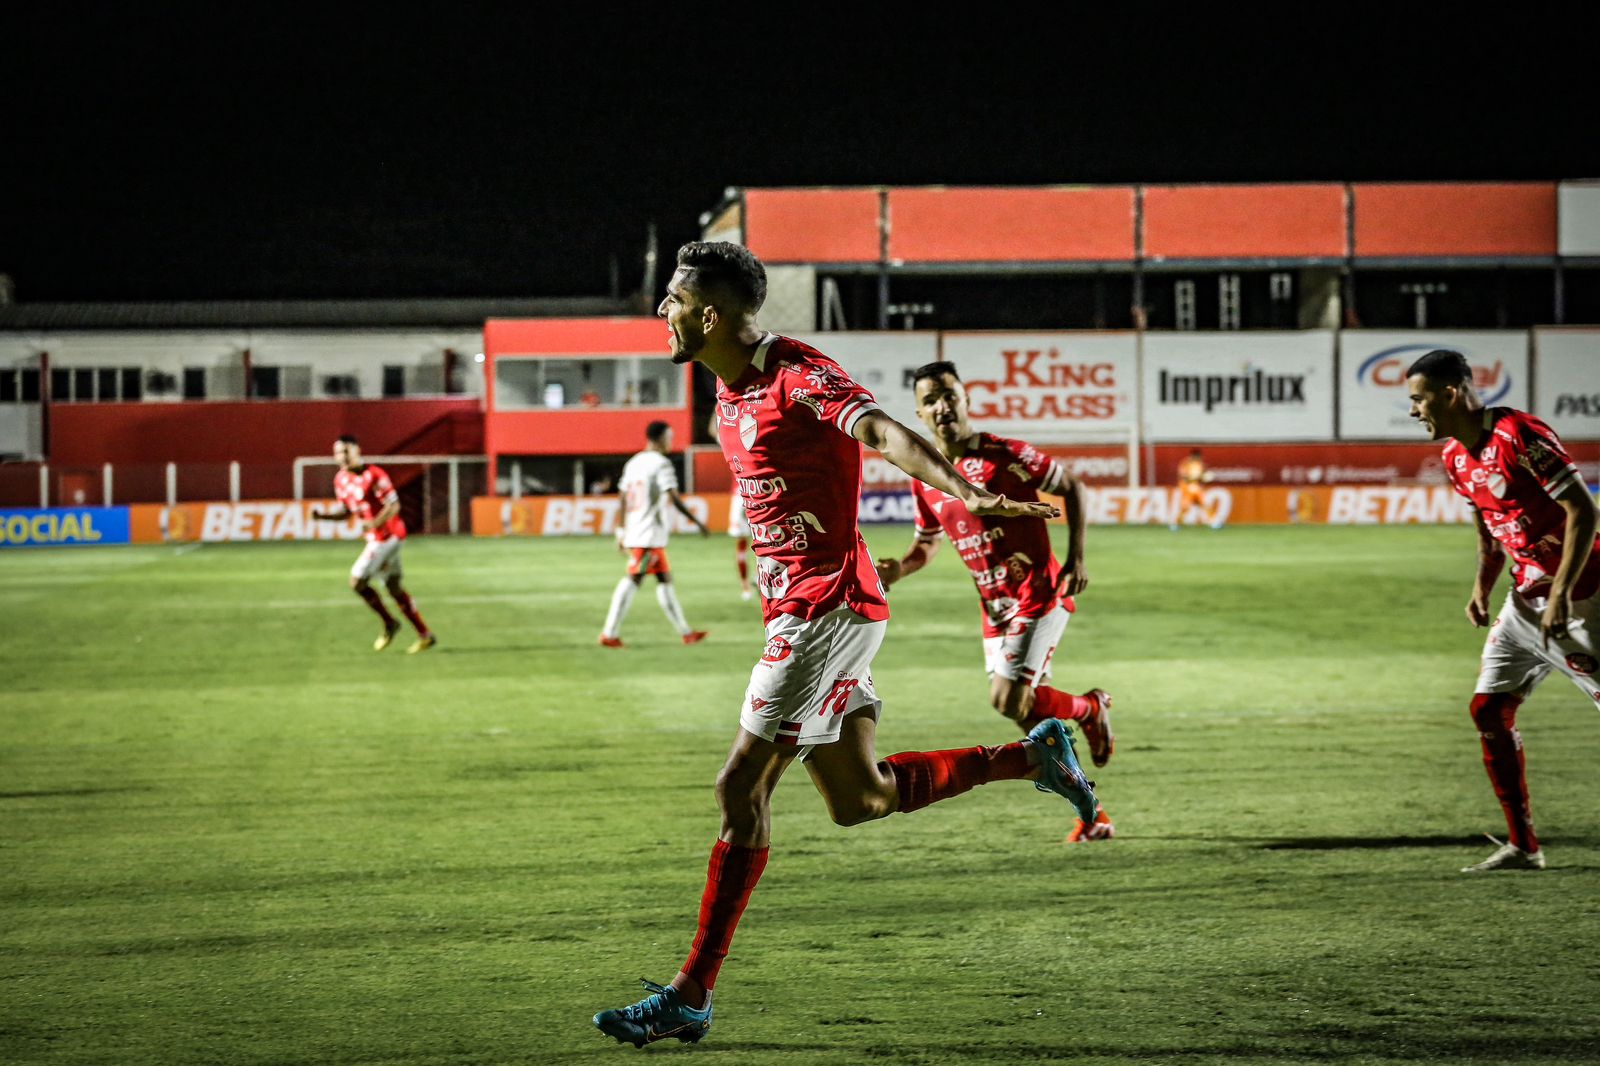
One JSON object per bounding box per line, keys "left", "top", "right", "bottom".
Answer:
{"left": 2, "top": 525, "right": 1597, "bottom": 1065}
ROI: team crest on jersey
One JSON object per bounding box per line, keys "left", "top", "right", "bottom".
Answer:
{"left": 1486, "top": 472, "right": 1508, "bottom": 498}
{"left": 739, "top": 411, "right": 759, "bottom": 449}
{"left": 762, "top": 636, "right": 793, "bottom": 663}
{"left": 1567, "top": 653, "right": 1598, "bottom": 676}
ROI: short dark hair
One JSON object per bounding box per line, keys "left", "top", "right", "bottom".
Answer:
{"left": 645, "top": 420, "right": 671, "bottom": 444}
{"left": 337, "top": 434, "right": 359, "bottom": 445}
{"left": 911, "top": 361, "right": 961, "bottom": 387}
{"left": 1405, "top": 349, "right": 1472, "bottom": 387}
{"left": 676, "top": 241, "right": 767, "bottom": 311}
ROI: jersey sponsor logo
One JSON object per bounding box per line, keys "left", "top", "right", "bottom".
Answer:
{"left": 817, "top": 677, "right": 860, "bottom": 717}
{"left": 1453, "top": 454, "right": 1467, "bottom": 470}
{"left": 762, "top": 636, "right": 793, "bottom": 663}
{"left": 961, "top": 457, "right": 985, "bottom": 480}
{"left": 951, "top": 525, "right": 1005, "bottom": 553}
{"left": 789, "top": 387, "right": 824, "bottom": 417}
{"left": 719, "top": 401, "right": 740, "bottom": 425}
{"left": 1566, "top": 653, "right": 1598, "bottom": 676}
{"left": 739, "top": 411, "right": 759, "bottom": 449}
{"left": 1007, "top": 461, "right": 1033, "bottom": 483}
{"left": 737, "top": 475, "right": 788, "bottom": 498}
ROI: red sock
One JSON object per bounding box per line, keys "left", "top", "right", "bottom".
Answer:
{"left": 391, "top": 590, "right": 431, "bottom": 636}
{"left": 681, "top": 839, "right": 769, "bottom": 992}
{"left": 356, "top": 586, "right": 396, "bottom": 625}
{"left": 885, "top": 743, "right": 1032, "bottom": 814}
{"left": 735, "top": 538, "right": 749, "bottom": 583}
{"left": 1018, "top": 686, "right": 1095, "bottom": 731}
{"left": 1470, "top": 693, "right": 1537, "bottom": 852}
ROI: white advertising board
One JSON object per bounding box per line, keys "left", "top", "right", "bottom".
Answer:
{"left": 1533, "top": 329, "right": 1600, "bottom": 440}
{"left": 1338, "top": 331, "right": 1528, "bottom": 440}
{"left": 1141, "top": 332, "right": 1335, "bottom": 441}
{"left": 935, "top": 332, "right": 1138, "bottom": 442}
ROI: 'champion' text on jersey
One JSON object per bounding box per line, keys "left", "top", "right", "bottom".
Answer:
{"left": 717, "top": 334, "right": 889, "bottom": 623}
{"left": 1442, "top": 407, "right": 1600, "bottom": 601}
{"left": 912, "top": 433, "right": 1073, "bottom": 635}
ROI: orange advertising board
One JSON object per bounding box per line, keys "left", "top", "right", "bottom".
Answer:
{"left": 129, "top": 501, "right": 361, "bottom": 543}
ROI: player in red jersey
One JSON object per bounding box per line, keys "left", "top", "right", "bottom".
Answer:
{"left": 876, "top": 361, "right": 1116, "bottom": 843}
{"left": 1406, "top": 349, "right": 1600, "bottom": 872}
{"left": 311, "top": 435, "right": 436, "bottom": 654}
{"left": 593, "top": 242, "right": 1098, "bottom": 1048}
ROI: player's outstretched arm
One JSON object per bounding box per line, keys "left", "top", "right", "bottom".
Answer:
{"left": 852, "top": 411, "right": 1059, "bottom": 521}
{"left": 1539, "top": 481, "right": 1600, "bottom": 645}
{"left": 876, "top": 534, "right": 940, "bottom": 588}
{"left": 667, "top": 489, "right": 709, "bottom": 536}
{"left": 1056, "top": 471, "right": 1089, "bottom": 597}
{"left": 1466, "top": 507, "right": 1505, "bottom": 628}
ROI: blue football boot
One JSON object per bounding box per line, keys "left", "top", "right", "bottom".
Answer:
{"left": 1028, "top": 718, "right": 1098, "bottom": 823}
{"left": 594, "top": 978, "right": 712, "bottom": 1047}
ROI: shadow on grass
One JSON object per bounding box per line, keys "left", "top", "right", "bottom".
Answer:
{"left": 1261, "top": 833, "right": 1600, "bottom": 851}
{"left": 0, "top": 787, "right": 151, "bottom": 800}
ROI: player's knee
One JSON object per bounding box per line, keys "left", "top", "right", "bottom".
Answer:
{"left": 990, "top": 680, "right": 1029, "bottom": 721}
{"left": 1470, "top": 692, "right": 1520, "bottom": 731}
{"left": 350, "top": 576, "right": 368, "bottom": 592}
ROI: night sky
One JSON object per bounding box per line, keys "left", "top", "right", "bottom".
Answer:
{"left": 5, "top": 11, "right": 1590, "bottom": 303}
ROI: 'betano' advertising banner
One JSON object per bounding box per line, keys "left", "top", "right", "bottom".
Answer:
{"left": 1141, "top": 332, "right": 1335, "bottom": 441}
{"left": 1339, "top": 331, "right": 1529, "bottom": 440}
{"left": 1533, "top": 329, "right": 1600, "bottom": 440}
{"left": 473, "top": 494, "right": 721, "bottom": 536}
{"left": 127, "top": 501, "right": 363, "bottom": 543}
{"left": 0, "top": 507, "right": 130, "bottom": 548}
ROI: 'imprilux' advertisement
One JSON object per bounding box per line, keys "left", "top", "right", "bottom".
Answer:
{"left": 1141, "top": 332, "right": 1335, "bottom": 441}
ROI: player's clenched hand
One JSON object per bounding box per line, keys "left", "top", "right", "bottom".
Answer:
{"left": 1465, "top": 594, "right": 1492, "bottom": 628}
{"left": 1056, "top": 559, "right": 1089, "bottom": 597}
{"left": 1539, "top": 594, "right": 1572, "bottom": 649}
{"left": 967, "top": 493, "right": 1059, "bottom": 520}
{"left": 875, "top": 557, "right": 903, "bottom": 587}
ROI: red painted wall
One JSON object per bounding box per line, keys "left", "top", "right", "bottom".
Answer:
{"left": 48, "top": 399, "right": 483, "bottom": 465}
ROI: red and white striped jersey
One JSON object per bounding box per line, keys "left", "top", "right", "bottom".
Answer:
{"left": 334, "top": 464, "right": 406, "bottom": 542}
{"left": 1442, "top": 407, "right": 1599, "bottom": 601}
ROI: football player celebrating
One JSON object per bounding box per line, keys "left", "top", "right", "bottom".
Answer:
{"left": 877, "top": 361, "right": 1115, "bottom": 843}
{"left": 312, "top": 435, "right": 436, "bottom": 653}
{"left": 592, "top": 242, "right": 1098, "bottom": 1047}
{"left": 1406, "top": 349, "right": 1600, "bottom": 872}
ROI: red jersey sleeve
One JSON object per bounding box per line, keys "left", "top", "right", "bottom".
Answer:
{"left": 783, "top": 357, "right": 881, "bottom": 438}
{"left": 1000, "top": 437, "right": 1067, "bottom": 495}
{"left": 1501, "top": 412, "right": 1584, "bottom": 500}
{"left": 913, "top": 486, "right": 943, "bottom": 537}
{"left": 369, "top": 466, "right": 400, "bottom": 506}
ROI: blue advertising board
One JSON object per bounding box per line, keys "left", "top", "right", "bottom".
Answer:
{"left": 0, "top": 508, "right": 132, "bottom": 548}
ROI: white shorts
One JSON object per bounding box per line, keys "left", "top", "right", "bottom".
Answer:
{"left": 1475, "top": 589, "right": 1600, "bottom": 705}
{"left": 351, "top": 537, "right": 404, "bottom": 583}
{"left": 983, "top": 604, "right": 1070, "bottom": 685}
{"left": 728, "top": 495, "right": 751, "bottom": 539}
{"left": 739, "top": 606, "right": 885, "bottom": 750}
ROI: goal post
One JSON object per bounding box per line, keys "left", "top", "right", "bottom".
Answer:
{"left": 292, "top": 454, "right": 487, "bottom": 534}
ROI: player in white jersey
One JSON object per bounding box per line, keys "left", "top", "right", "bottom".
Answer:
{"left": 599, "top": 420, "right": 710, "bottom": 647}
{"left": 728, "top": 493, "right": 754, "bottom": 600}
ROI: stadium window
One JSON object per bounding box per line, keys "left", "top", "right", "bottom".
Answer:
{"left": 72, "top": 368, "right": 93, "bottom": 402}
{"left": 382, "top": 365, "right": 406, "bottom": 397}
{"left": 183, "top": 367, "right": 207, "bottom": 400}
{"left": 251, "top": 365, "right": 281, "bottom": 399}
{"left": 20, "top": 369, "right": 40, "bottom": 402}
{"left": 0, "top": 369, "right": 15, "bottom": 403}
{"left": 121, "top": 367, "right": 142, "bottom": 401}
{"left": 97, "top": 367, "right": 119, "bottom": 401}
{"left": 51, "top": 368, "right": 71, "bottom": 401}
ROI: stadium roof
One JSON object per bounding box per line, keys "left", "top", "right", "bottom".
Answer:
{"left": 0, "top": 296, "right": 643, "bottom": 331}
